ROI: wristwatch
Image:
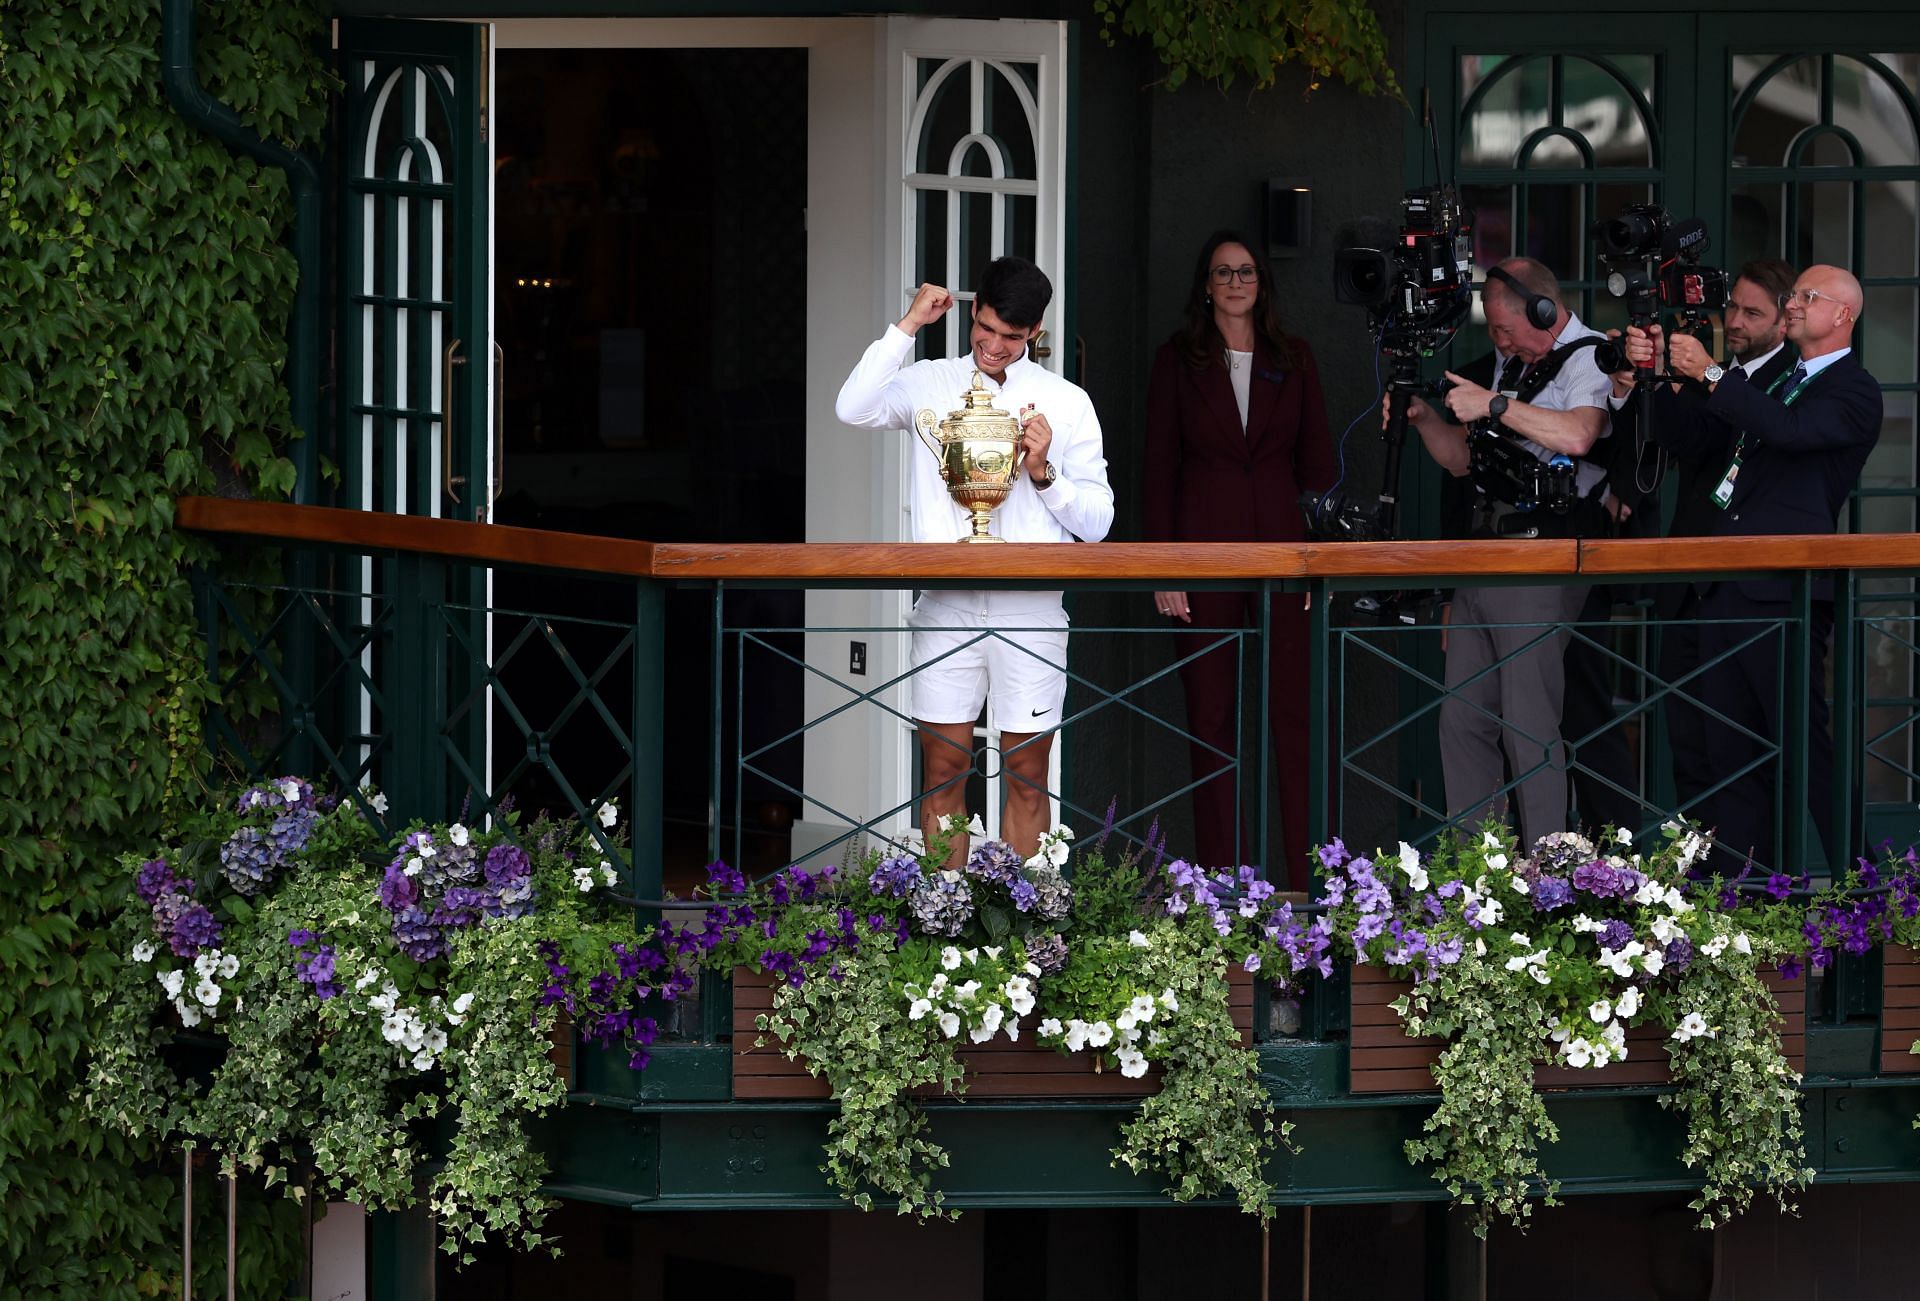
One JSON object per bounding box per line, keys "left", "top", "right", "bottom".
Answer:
{"left": 1034, "top": 461, "right": 1057, "bottom": 490}
{"left": 1703, "top": 363, "right": 1726, "bottom": 385}
{"left": 1486, "top": 394, "right": 1510, "bottom": 420}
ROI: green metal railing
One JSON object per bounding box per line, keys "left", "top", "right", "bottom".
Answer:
{"left": 179, "top": 500, "right": 1920, "bottom": 1063}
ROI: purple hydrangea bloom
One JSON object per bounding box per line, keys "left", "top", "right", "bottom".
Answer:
{"left": 1009, "top": 877, "right": 1039, "bottom": 912}
{"left": 378, "top": 863, "right": 421, "bottom": 913}
{"left": 218, "top": 827, "right": 276, "bottom": 895}
{"left": 965, "top": 840, "right": 1025, "bottom": 887}
{"left": 1027, "top": 867, "right": 1072, "bottom": 923}
{"left": 267, "top": 807, "right": 319, "bottom": 857}
{"left": 906, "top": 869, "right": 973, "bottom": 937}
{"left": 1530, "top": 875, "right": 1573, "bottom": 912}
{"left": 1571, "top": 859, "right": 1644, "bottom": 900}
{"left": 135, "top": 859, "right": 181, "bottom": 905}
{"left": 1598, "top": 919, "right": 1635, "bottom": 951}
{"left": 169, "top": 903, "right": 222, "bottom": 958}
{"left": 867, "top": 854, "right": 924, "bottom": 899}
{"left": 484, "top": 843, "right": 532, "bottom": 886}
{"left": 391, "top": 905, "right": 444, "bottom": 962}
{"left": 1664, "top": 935, "right": 1693, "bottom": 973}
{"left": 1025, "top": 931, "right": 1068, "bottom": 974}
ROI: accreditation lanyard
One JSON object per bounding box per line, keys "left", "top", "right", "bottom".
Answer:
{"left": 1711, "top": 364, "right": 1820, "bottom": 509}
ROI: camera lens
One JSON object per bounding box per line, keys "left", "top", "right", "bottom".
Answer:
{"left": 1332, "top": 248, "right": 1393, "bottom": 308}
{"left": 1606, "top": 270, "right": 1629, "bottom": 298}
{"left": 1599, "top": 210, "right": 1658, "bottom": 257}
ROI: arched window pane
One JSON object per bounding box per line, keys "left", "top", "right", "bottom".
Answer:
{"left": 1805, "top": 131, "right": 1856, "bottom": 168}
{"left": 1563, "top": 60, "right": 1653, "bottom": 167}
{"left": 983, "top": 62, "right": 1037, "bottom": 181}
{"left": 1462, "top": 57, "right": 1551, "bottom": 168}
{"left": 913, "top": 62, "right": 972, "bottom": 174}
{"left": 1732, "top": 55, "right": 1819, "bottom": 167}
{"left": 1835, "top": 55, "right": 1920, "bottom": 167}
{"left": 1527, "top": 133, "right": 1584, "bottom": 168}
{"left": 1463, "top": 184, "right": 1515, "bottom": 265}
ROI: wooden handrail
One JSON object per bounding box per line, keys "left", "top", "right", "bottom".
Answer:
{"left": 176, "top": 496, "right": 1920, "bottom": 581}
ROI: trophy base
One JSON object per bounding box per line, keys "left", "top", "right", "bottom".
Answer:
{"left": 957, "top": 534, "right": 1008, "bottom": 544}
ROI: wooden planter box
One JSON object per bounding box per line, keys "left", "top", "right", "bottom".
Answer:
{"left": 1882, "top": 944, "right": 1920, "bottom": 1074}
{"left": 731, "top": 965, "right": 1254, "bottom": 1101}
{"left": 1348, "top": 963, "right": 1806, "bottom": 1095}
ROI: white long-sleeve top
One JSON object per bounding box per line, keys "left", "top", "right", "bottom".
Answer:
{"left": 835, "top": 325, "right": 1115, "bottom": 557}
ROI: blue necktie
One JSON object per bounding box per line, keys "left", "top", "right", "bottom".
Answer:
{"left": 1786, "top": 361, "right": 1808, "bottom": 392}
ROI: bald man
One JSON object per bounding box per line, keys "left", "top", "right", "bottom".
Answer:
{"left": 1622, "top": 264, "right": 1882, "bottom": 873}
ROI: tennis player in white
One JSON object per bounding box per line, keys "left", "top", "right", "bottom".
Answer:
{"left": 835, "top": 256, "right": 1113, "bottom": 863}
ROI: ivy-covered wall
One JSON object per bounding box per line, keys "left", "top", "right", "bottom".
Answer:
{"left": 0, "top": 1, "right": 329, "bottom": 1294}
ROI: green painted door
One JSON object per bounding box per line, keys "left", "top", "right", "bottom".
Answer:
{"left": 335, "top": 18, "right": 495, "bottom": 823}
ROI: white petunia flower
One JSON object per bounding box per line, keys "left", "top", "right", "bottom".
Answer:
{"left": 159, "top": 970, "right": 185, "bottom": 999}
{"left": 984, "top": 945, "right": 1003, "bottom": 960}
{"left": 1482, "top": 831, "right": 1501, "bottom": 849}
{"left": 1504, "top": 954, "right": 1532, "bottom": 973}
{"left": 280, "top": 779, "right": 303, "bottom": 803}
{"left": 597, "top": 800, "right": 619, "bottom": 828}
{"left": 1039, "top": 1017, "right": 1064, "bottom": 1038}
{"left": 417, "top": 840, "right": 436, "bottom": 859}
{"left": 599, "top": 861, "right": 618, "bottom": 888}
{"left": 1700, "top": 935, "right": 1730, "bottom": 959}
{"left": 936, "top": 1011, "right": 961, "bottom": 1039}
{"left": 449, "top": 823, "right": 470, "bottom": 847}
{"left": 1733, "top": 933, "right": 1752, "bottom": 956}
{"left": 927, "top": 973, "right": 948, "bottom": 995}
{"left": 425, "top": 1028, "right": 448, "bottom": 1054}
{"left": 381, "top": 1013, "right": 408, "bottom": 1043}
{"left": 1615, "top": 986, "right": 1641, "bottom": 1018}
{"left": 1673, "top": 1012, "right": 1714, "bottom": 1042}
{"left": 968, "top": 814, "right": 986, "bottom": 838}
{"left": 1487, "top": 852, "right": 1509, "bottom": 873}
{"left": 1398, "top": 841, "right": 1429, "bottom": 891}
{"left": 1616, "top": 827, "right": 1633, "bottom": 845}
{"left": 1116, "top": 1010, "right": 1137, "bottom": 1033}
{"left": 572, "top": 865, "right": 596, "bottom": 893}
{"left": 1564, "top": 1037, "right": 1593, "bottom": 1069}
{"left": 1129, "top": 994, "right": 1157, "bottom": 1023}
{"left": 1064, "top": 1019, "right": 1089, "bottom": 1051}
{"left": 193, "top": 952, "right": 219, "bottom": 979}
{"left": 1650, "top": 915, "right": 1680, "bottom": 945}
{"left": 1510, "top": 932, "right": 1532, "bottom": 949}
{"left": 356, "top": 968, "right": 381, "bottom": 991}
{"left": 131, "top": 941, "right": 156, "bottom": 964}
{"left": 1128, "top": 930, "right": 1150, "bottom": 949}
{"left": 404, "top": 856, "right": 424, "bottom": 877}
{"left": 176, "top": 1001, "right": 203, "bottom": 1028}
{"left": 980, "top": 1004, "right": 1004, "bottom": 1035}
{"left": 1474, "top": 898, "right": 1503, "bottom": 927}
{"left": 1117, "top": 1048, "right": 1149, "bottom": 1079}
{"left": 954, "top": 980, "right": 980, "bottom": 1001}
{"left": 1086, "top": 1021, "right": 1114, "bottom": 1048}
{"left": 194, "top": 980, "right": 222, "bottom": 1008}
{"left": 940, "top": 946, "right": 963, "bottom": 970}
{"left": 411, "top": 1050, "right": 436, "bottom": 1071}
{"left": 1589, "top": 999, "right": 1612, "bottom": 1024}
{"left": 218, "top": 953, "right": 240, "bottom": 979}
{"left": 369, "top": 790, "right": 389, "bottom": 815}
{"left": 1641, "top": 949, "right": 1666, "bottom": 977}
{"left": 908, "top": 998, "right": 933, "bottom": 1021}
{"left": 1511, "top": 875, "right": 1531, "bottom": 895}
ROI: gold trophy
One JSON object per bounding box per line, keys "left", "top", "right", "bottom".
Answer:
{"left": 914, "top": 371, "right": 1025, "bottom": 543}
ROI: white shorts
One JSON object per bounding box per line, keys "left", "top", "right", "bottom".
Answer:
{"left": 907, "top": 594, "right": 1070, "bottom": 729}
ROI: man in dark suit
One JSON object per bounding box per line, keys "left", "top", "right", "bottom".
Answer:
{"left": 1611, "top": 261, "right": 1796, "bottom": 821}
{"left": 1622, "top": 264, "right": 1882, "bottom": 873}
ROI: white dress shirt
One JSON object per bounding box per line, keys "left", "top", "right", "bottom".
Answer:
{"left": 836, "top": 326, "right": 1113, "bottom": 605}
{"left": 1493, "top": 311, "right": 1614, "bottom": 497}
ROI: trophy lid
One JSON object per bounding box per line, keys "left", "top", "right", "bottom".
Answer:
{"left": 937, "top": 370, "right": 1017, "bottom": 434}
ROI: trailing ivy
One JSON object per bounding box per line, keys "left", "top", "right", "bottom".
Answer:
{"left": 1091, "top": 0, "right": 1401, "bottom": 96}
{"left": 0, "top": 1, "right": 329, "bottom": 1295}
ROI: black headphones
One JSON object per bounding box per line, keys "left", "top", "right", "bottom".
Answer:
{"left": 1483, "top": 265, "right": 1559, "bottom": 331}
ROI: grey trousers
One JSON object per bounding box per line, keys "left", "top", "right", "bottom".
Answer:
{"left": 1440, "top": 582, "right": 1587, "bottom": 845}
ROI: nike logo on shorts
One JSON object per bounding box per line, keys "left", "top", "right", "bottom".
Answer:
{"left": 1031, "top": 707, "right": 1050, "bottom": 717}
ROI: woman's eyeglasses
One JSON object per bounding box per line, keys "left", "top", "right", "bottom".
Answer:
{"left": 1210, "top": 265, "right": 1259, "bottom": 285}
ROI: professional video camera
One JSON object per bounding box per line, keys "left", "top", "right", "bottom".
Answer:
{"left": 1589, "top": 204, "right": 1730, "bottom": 376}
{"left": 1302, "top": 185, "right": 1473, "bottom": 544}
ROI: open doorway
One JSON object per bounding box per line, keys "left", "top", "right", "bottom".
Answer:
{"left": 488, "top": 46, "right": 808, "bottom": 881}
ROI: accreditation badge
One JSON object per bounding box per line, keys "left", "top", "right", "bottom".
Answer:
{"left": 1711, "top": 454, "right": 1742, "bottom": 509}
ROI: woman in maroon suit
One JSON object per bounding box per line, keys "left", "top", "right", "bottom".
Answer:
{"left": 1143, "top": 231, "right": 1335, "bottom": 889}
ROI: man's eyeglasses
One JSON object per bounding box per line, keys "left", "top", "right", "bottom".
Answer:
{"left": 1210, "top": 264, "right": 1259, "bottom": 285}
{"left": 1779, "top": 287, "right": 1843, "bottom": 310}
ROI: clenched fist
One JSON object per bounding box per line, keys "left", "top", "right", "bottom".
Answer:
{"left": 899, "top": 283, "right": 955, "bottom": 336}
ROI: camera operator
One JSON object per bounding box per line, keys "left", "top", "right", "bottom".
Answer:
{"left": 1608, "top": 259, "right": 1795, "bottom": 819}
{"left": 1394, "top": 257, "right": 1612, "bottom": 843}
{"left": 1616, "top": 264, "right": 1881, "bottom": 873}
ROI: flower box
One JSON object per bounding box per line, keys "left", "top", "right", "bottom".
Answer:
{"left": 729, "top": 964, "right": 1254, "bottom": 1101}
{"left": 1881, "top": 943, "right": 1920, "bottom": 1074}
{"left": 1347, "top": 962, "right": 1806, "bottom": 1095}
